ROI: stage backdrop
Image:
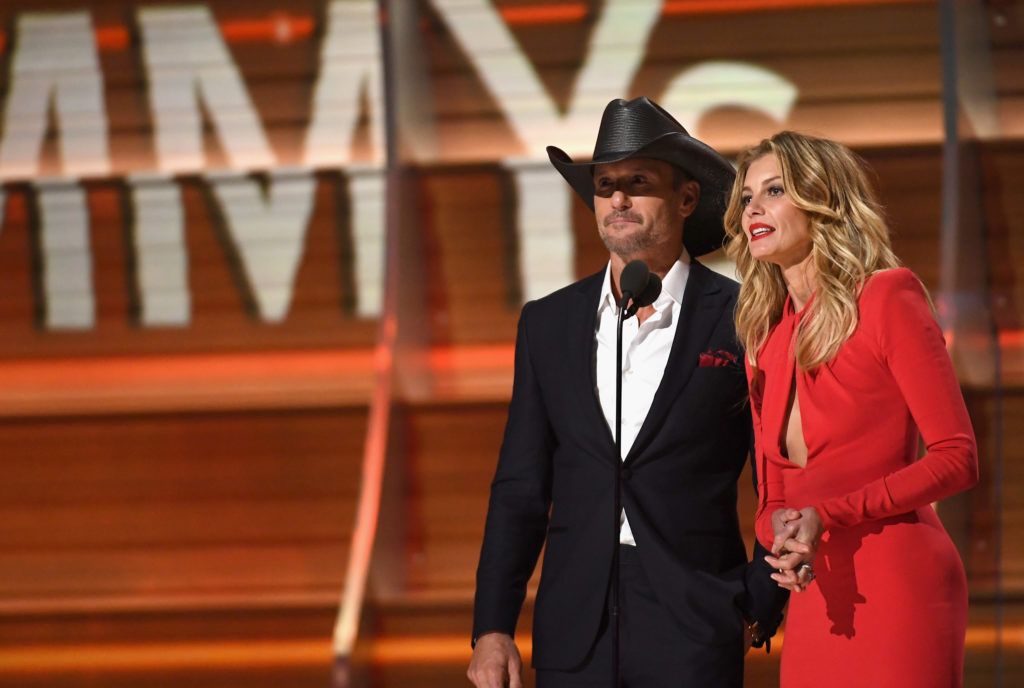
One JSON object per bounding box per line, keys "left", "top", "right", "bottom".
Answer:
{"left": 0, "top": 0, "right": 977, "bottom": 358}
{"left": 0, "top": 3, "right": 1020, "bottom": 681}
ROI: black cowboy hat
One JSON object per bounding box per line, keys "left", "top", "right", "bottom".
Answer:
{"left": 547, "top": 97, "right": 735, "bottom": 257}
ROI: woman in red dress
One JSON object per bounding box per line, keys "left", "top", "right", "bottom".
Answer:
{"left": 722, "top": 131, "right": 978, "bottom": 687}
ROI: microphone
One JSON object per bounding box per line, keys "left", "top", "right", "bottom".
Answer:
{"left": 610, "top": 258, "right": 662, "bottom": 688}
{"left": 618, "top": 260, "right": 663, "bottom": 317}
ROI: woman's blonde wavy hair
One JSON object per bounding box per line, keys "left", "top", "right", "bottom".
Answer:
{"left": 723, "top": 131, "right": 901, "bottom": 371}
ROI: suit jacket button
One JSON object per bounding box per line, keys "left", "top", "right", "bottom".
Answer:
{"left": 620, "top": 467, "right": 632, "bottom": 481}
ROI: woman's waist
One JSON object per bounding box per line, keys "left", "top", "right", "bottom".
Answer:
{"left": 777, "top": 451, "right": 915, "bottom": 504}
{"left": 813, "top": 505, "right": 946, "bottom": 537}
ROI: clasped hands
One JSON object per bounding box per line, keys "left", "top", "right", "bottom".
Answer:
{"left": 764, "top": 506, "right": 823, "bottom": 593}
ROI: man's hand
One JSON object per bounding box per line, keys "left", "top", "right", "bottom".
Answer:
{"left": 467, "top": 632, "right": 523, "bottom": 688}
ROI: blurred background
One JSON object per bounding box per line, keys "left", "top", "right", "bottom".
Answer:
{"left": 0, "top": 0, "right": 1019, "bottom": 685}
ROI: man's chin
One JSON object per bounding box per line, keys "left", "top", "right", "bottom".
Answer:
{"left": 600, "top": 235, "right": 651, "bottom": 257}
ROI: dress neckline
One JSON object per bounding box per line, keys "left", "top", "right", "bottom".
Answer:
{"left": 783, "top": 290, "right": 816, "bottom": 320}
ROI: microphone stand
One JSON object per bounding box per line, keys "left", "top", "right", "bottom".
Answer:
{"left": 611, "top": 291, "right": 631, "bottom": 688}
{"left": 607, "top": 259, "right": 658, "bottom": 688}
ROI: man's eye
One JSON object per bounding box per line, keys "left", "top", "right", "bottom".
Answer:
{"left": 632, "top": 176, "right": 647, "bottom": 185}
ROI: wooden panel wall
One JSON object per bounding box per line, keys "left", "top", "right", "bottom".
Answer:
{"left": 0, "top": 407, "right": 367, "bottom": 615}
{"left": 984, "top": 142, "right": 1024, "bottom": 381}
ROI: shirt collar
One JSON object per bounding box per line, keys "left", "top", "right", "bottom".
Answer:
{"left": 597, "top": 248, "right": 691, "bottom": 315}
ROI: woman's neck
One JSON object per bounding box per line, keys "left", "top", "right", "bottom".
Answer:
{"left": 782, "top": 254, "right": 816, "bottom": 310}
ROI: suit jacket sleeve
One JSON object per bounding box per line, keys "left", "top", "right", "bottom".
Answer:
{"left": 472, "top": 301, "right": 555, "bottom": 641}
{"left": 737, "top": 397, "right": 789, "bottom": 640}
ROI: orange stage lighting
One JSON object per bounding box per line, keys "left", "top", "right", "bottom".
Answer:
{"left": 220, "top": 13, "right": 316, "bottom": 45}
{"left": 0, "top": 1, "right": 936, "bottom": 51}
{"left": 498, "top": 0, "right": 932, "bottom": 26}
{"left": 1000, "top": 329, "right": 1024, "bottom": 348}
{"left": 661, "top": 0, "right": 932, "bottom": 15}
{"left": 499, "top": 4, "right": 588, "bottom": 26}
{"left": 96, "top": 25, "right": 130, "bottom": 51}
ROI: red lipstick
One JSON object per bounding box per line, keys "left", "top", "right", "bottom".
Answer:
{"left": 749, "top": 222, "right": 775, "bottom": 242}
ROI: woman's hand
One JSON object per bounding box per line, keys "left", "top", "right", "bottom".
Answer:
{"left": 764, "top": 506, "right": 824, "bottom": 592}
{"left": 770, "top": 508, "right": 802, "bottom": 549}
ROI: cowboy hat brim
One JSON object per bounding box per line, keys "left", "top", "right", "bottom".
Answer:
{"left": 547, "top": 132, "right": 735, "bottom": 257}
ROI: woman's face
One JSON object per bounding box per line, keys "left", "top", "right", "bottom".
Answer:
{"left": 740, "top": 154, "right": 813, "bottom": 269}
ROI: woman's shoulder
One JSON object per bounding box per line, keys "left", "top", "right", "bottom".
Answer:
{"left": 858, "top": 267, "right": 938, "bottom": 341}
{"left": 859, "top": 267, "right": 926, "bottom": 309}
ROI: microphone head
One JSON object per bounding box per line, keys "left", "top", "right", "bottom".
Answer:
{"left": 619, "top": 260, "right": 650, "bottom": 308}
{"left": 635, "top": 273, "right": 662, "bottom": 309}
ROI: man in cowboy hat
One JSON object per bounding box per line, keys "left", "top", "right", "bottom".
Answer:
{"left": 468, "top": 97, "right": 787, "bottom": 687}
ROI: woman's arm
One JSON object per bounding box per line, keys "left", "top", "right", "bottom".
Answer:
{"left": 747, "top": 360, "right": 788, "bottom": 550}
{"left": 809, "top": 269, "right": 979, "bottom": 530}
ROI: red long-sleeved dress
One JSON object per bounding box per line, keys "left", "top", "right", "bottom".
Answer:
{"left": 749, "top": 268, "right": 978, "bottom": 688}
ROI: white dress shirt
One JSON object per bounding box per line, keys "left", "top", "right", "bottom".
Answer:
{"left": 594, "top": 251, "right": 691, "bottom": 546}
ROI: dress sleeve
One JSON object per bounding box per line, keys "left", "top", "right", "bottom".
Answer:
{"left": 748, "top": 359, "right": 786, "bottom": 549}
{"left": 811, "top": 269, "right": 979, "bottom": 530}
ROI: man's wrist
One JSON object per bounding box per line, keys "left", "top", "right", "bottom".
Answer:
{"left": 471, "top": 630, "right": 511, "bottom": 649}
{"left": 745, "top": 619, "right": 765, "bottom": 646}
{"left": 742, "top": 616, "right": 770, "bottom": 651}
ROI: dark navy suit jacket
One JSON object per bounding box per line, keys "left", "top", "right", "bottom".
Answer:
{"left": 472, "top": 261, "right": 787, "bottom": 675}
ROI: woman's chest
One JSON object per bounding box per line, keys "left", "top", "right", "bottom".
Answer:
{"left": 757, "top": 322, "right": 902, "bottom": 450}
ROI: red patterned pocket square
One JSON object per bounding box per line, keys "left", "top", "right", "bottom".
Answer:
{"left": 698, "top": 349, "right": 737, "bottom": 368}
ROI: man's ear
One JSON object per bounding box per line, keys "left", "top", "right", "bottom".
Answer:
{"left": 678, "top": 180, "right": 700, "bottom": 219}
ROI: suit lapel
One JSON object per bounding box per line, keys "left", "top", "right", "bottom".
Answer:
{"left": 567, "top": 271, "right": 616, "bottom": 454}
{"left": 624, "top": 261, "right": 728, "bottom": 464}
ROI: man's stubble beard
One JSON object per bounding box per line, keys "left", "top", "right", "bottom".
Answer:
{"left": 598, "top": 221, "right": 656, "bottom": 258}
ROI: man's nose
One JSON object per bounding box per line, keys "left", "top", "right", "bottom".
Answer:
{"left": 611, "top": 190, "right": 630, "bottom": 209}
